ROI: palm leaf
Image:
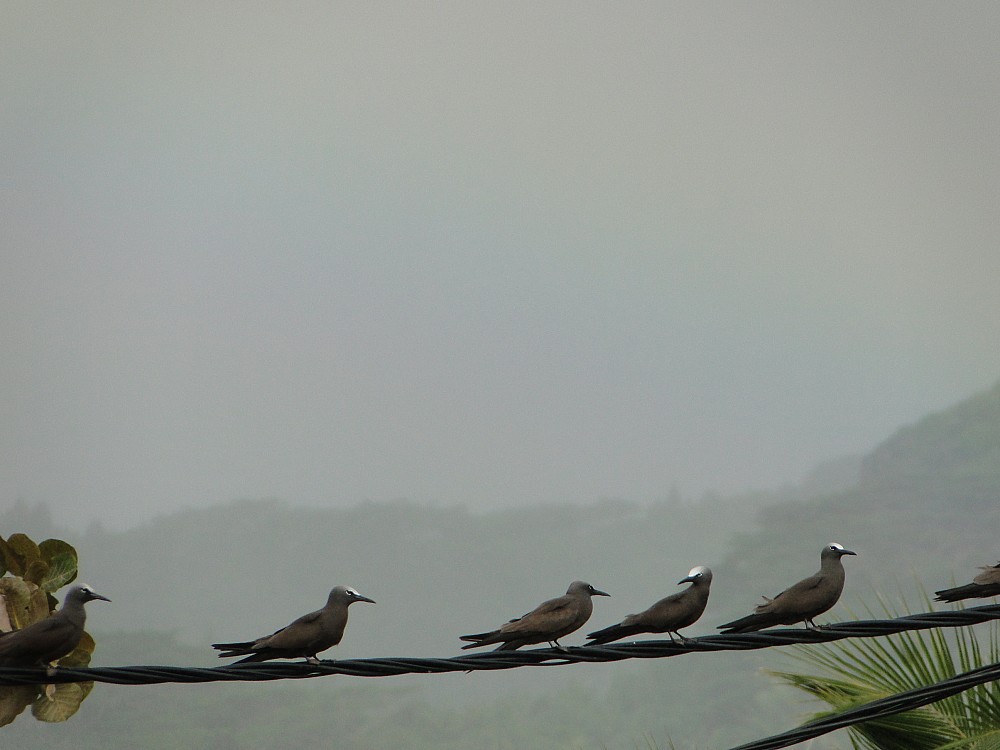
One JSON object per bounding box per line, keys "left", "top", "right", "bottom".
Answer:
{"left": 770, "top": 597, "right": 1000, "bottom": 750}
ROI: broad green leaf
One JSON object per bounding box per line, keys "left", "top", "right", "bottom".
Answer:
{"left": 6, "top": 534, "right": 41, "bottom": 571}
{"left": 59, "top": 631, "right": 96, "bottom": 668}
{"left": 37, "top": 538, "right": 78, "bottom": 567}
{"left": 37, "top": 551, "right": 78, "bottom": 593}
{"left": 23, "top": 559, "right": 49, "bottom": 587}
{"left": 0, "top": 536, "right": 24, "bottom": 577}
{"left": 31, "top": 681, "right": 93, "bottom": 723}
{"left": 0, "top": 577, "right": 50, "bottom": 629}
{"left": 0, "top": 686, "right": 39, "bottom": 727}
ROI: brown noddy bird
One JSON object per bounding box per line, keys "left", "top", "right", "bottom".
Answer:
{"left": 460, "top": 580, "right": 610, "bottom": 651}
{"left": 718, "top": 543, "right": 856, "bottom": 633}
{"left": 0, "top": 583, "right": 111, "bottom": 667}
{"left": 935, "top": 562, "right": 1000, "bottom": 602}
{"left": 586, "top": 566, "right": 712, "bottom": 645}
{"left": 212, "top": 585, "right": 375, "bottom": 664}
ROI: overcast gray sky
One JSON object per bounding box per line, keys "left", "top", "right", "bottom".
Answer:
{"left": 3, "top": 3, "right": 999, "bottom": 529}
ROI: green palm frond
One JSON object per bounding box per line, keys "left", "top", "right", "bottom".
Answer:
{"left": 769, "top": 597, "right": 1000, "bottom": 750}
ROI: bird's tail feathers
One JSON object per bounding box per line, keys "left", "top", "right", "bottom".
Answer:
{"left": 585, "top": 624, "right": 640, "bottom": 645}
{"left": 459, "top": 632, "right": 522, "bottom": 650}
{"left": 459, "top": 630, "right": 495, "bottom": 643}
{"left": 934, "top": 585, "right": 981, "bottom": 602}
{"left": 717, "top": 614, "right": 774, "bottom": 634}
{"left": 232, "top": 651, "right": 271, "bottom": 663}
{"left": 212, "top": 641, "right": 255, "bottom": 658}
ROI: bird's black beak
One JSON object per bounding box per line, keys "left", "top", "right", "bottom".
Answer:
{"left": 88, "top": 592, "right": 112, "bottom": 603}
{"left": 355, "top": 594, "right": 376, "bottom": 604}
{"left": 592, "top": 588, "right": 610, "bottom": 597}
{"left": 678, "top": 575, "right": 696, "bottom": 585}
{"left": 840, "top": 549, "right": 857, "bottom": 557}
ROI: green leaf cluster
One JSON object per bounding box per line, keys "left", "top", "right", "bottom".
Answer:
{"left": 0, "top": 533, "right": 79, "bottom": 598}
{"left": 771, "top": 599, "right": 1000, "bottom": 750}
{"left": 0, "top": 531, "right": 96, "bottom": 727}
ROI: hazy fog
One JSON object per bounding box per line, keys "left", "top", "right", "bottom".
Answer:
{"left": 3, "top": 3, "right": 999, "bottom": 529}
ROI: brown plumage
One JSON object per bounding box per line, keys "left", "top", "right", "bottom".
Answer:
{"left": 0, "top": 584, "right": 110, "bottom": 667}
{"left": 586, "top": 566, "right": 712, "bottom": 645}
{"left": 460, "top": 580, "right": 610, "bottom": 651}
{"left": 718, "top": 543, "right": 856, "bottom": 633}
{"left": 212, "top": 585, "right": 375, "bottom": 664}
{"left": 935, "top": 562, "right": 1000, "bottom": 603}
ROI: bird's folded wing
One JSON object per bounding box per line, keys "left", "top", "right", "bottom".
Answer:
{"left": 501, "top": 601, "right": 571, "bottom": 634}
{"left": 783, "top": 574, "right": 824, "bottom": 596}
{"left": 288, "top": 609, "right": 323, "bottom": 626}
{"left": 261, "top": 624, "right": 317, "bottom": 650}
{"left": 652, "top": 594, "right": 686, "bottom": 614}
{"left": 973, "top": 565, "right": 1000, "bottom": 585}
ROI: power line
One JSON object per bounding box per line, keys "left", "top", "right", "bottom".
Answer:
{"left": 0, "top": 604, "right": 998, "bottom": 687}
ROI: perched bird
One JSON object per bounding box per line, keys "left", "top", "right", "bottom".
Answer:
{"left": 718, "top": 543, "right": 856, "bottom": 633}
{"left": 0, "top": 583, "right": 111, "bottom": 667}
{"left": 460, "top": 580, "right": 610, "bottom": 651}
{"left": 935, "top": 562, "right": 1000, "bottom": 603}
{"left": 586, "top": 566, "right": 712, "bottom": 645}
{"left": 212, "top": 585, "right": 375, "bottom": 664}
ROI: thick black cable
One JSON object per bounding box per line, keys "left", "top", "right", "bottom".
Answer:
{"left": 724, "top": 659, "right": 1000, "bottom": 750}
{"left": 0, "top": 604, "right": 998, "bottom": 687}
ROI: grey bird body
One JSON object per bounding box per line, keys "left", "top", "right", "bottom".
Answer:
{"left": 586, "top": 566, "right": 712, "bottom": 645}
{"left": 212, "top": 585, "right": 374, "bottom": 664}
{"left": 718, "top": 543, "right": 856, "bottom": 633}
{"left": 0, "top": 584, "right": 110, "bottom": 667}
{"left": 460, "top": 580, "right": 610, "bottom": 651}
{"left": 935, "top": 563, "right": 1000, "bottom": 602}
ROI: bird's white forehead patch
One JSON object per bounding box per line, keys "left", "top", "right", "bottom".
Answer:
{"left": 829, "top": 543, "right": 845, "bottom": 550}
{"left": 347, "top": 588, "right": 360, "bottom": 596}
{"left": 687, "top": 567, "right": 702, "bottom": 577}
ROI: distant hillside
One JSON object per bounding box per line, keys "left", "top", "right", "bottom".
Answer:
{"left": 859, "top": 379, "right": 1000, "bottom": 505}
{"left": 2, "top": 379, "right": 999, "bottom": 750}
{"left": 3, "top": 380, "right": 998, "bottom": 653}
{"left": 712, "top": 378, "right": 1000, "bottom": 626}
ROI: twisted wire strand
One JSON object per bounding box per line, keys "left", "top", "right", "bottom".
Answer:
{"left": 0, "top": 604, "right": 998, "bottom": 687}
{"left": 724, "top": 659, "right": 1000, "bottom": 750}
